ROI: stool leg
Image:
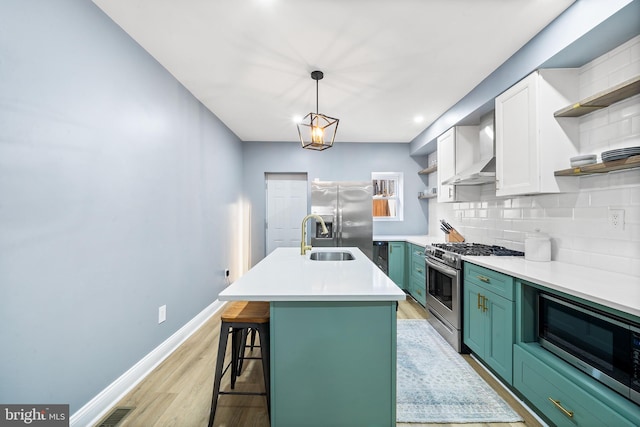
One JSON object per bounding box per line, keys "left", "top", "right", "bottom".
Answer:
{"left": 237, "top": 328, "right": 248, "bottom": 375}
{"left": 208, "top": 322, "right": 230, "bottom": 427}
{"left": 230, "top": 327, "right": 244, "bottom": 389}
{"left": 257, "top": 323, "right": 271, "bottom": 422}
{"left": 250, "top": 327, "right": 257, "bottom": 351}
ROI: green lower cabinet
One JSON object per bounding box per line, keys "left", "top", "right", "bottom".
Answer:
{"left": 388, "top": 241, "right": 406, "bottom": 289}
{"left": 514, "top": 343, "right": 640, "bottom": 427}
{"left": 464, "top": 282, "right": 485, "bottom": 352}
{"left": 408, "top": 244, "right": 426, "bottom": 306}
{"left": 463, "top": 263, "right": 640, "bottom": 426}
{"left": 410, "top": 275, "right": 426, "bottom": 306}
{"left": 463, "top": 264, "right": 515, "bottom": 385}
{"left": 484, "top": 291, "right": 514, "bottom": 384}
{"left": 270, "top": 301, "right": 397, "bottom": 426}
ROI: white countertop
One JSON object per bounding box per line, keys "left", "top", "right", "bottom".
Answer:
{"left": 373, "top": 234, "right": 444, "bottom": 247}
{"left": 463, "top": 256, "right": 640, "bottom": 318}
{"left": 219, "top": 247, "right": 406, "bottom": 302}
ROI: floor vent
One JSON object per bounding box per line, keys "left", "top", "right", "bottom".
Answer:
{"left": 97, "top": 407, "right": 135, "bottom": 427}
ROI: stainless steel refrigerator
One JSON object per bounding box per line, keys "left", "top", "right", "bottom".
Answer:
{"left": 310, "top": 181, "right": 373, "bottom": 259}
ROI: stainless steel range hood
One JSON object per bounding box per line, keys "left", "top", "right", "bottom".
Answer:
{"left": 442, "top": 157, "right": 495, "bottom": 186}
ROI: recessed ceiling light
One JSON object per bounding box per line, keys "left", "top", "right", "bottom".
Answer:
{"left": 293, "top": 115, "right": 303, "bottom": 124}
{"left": 413, "top": 116, "right": 424, "bottom": 123}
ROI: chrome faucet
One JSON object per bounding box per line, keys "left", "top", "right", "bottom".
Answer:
{"left": 301, "top": 214, "right": 328, "bottom": 255}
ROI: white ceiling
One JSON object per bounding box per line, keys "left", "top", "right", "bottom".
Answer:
{"left": 93, "top": 0, "right": 575, "bottom": 143}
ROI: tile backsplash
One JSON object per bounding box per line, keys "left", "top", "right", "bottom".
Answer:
{"left": 428, "top": 35, "right": 640, "bottom": 277}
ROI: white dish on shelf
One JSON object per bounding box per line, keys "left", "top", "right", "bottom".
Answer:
{"left": 570, "top": 154, "right": 596, "bottom": 167}
{"left": 571, "top": 159, "right": 597, "bottom": 167}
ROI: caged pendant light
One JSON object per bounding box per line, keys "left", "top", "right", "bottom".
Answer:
{"left": 297, "top": 70, "right": 339, "bottom": 151}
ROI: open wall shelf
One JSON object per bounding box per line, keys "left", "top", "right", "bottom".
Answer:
{"left": 554, "top": 155, "right": 640, "bottom": 176}
{"left": 418, "top": 193, "right": 437, "bottom": 199}
{"left": 418, "top": 165, "right": 438, "bottom": 175}
{"left": 554, "top": 75, "right": 640, "bottom": 117}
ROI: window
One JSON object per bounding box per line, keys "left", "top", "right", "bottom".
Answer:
{"left": 372, "top": 172, "right": 403, "bottom": 221}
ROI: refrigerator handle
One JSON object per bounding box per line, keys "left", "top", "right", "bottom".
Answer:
{"left": 338, "top": 208, "right": 343, "bottom": 245}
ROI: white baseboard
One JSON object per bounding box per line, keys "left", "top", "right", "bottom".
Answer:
{"left": 70, "top": 300, "right": 226, "bottom": 427}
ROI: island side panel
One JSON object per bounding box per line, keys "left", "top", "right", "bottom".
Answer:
{"left": 270, "top": 301, "right": 397, "bottom": 427}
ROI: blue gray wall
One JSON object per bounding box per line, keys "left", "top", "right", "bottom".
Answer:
{"left": 242, "top": 142, "right": 429, "bottom": 266}
{"left": 0, "top": 0, "right": 242, "bottom": 411}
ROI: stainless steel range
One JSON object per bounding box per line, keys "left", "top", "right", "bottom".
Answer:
{"left": 424, "top": 243, "right": 524, "bottom": 352}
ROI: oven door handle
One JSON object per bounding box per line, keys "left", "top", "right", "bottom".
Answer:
{"left": 425, "top": 258, "right": 458, "bottom": 277}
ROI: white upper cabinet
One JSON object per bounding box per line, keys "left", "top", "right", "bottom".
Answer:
{"left": 495, "top": 69, "right": 579, "bottom": 197}
{"left": 437, "top": 128, "right": 456, "bottom": 202}
{"left": 437, "top": 126, "right": 478, "bottom": 202}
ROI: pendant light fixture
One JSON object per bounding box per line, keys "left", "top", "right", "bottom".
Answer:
{"left": 297, "top": 70, "right": 339, "bottom": 151}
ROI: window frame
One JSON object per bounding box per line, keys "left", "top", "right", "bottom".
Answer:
{"left": 372, "top": 172, "right": 404, "bottom": 222}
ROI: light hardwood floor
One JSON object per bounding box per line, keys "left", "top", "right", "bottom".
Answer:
{"left": 98, "top": 297, "right": 541, "bottom": 427}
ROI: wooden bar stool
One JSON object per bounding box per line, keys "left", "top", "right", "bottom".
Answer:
{"left": 208, "top": 301, "right": 270, "bottom": 426}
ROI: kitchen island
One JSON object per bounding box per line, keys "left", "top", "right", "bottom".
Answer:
{"left": 218, "top": 247, "right": 405, "bottom": 427}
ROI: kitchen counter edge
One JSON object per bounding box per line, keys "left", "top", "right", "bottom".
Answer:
{"left": 462, "top": 256, "right": 640, "bottom": 318}
{"left": 219, "top": 247, "right": 406, "bottom": 302}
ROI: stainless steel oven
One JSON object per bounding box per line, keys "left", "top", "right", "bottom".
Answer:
{"left": 425, "top": 256, "right": 463, "bottom": 351}
{"left": 425, "top": 243, "right": 524, "bottom": 353}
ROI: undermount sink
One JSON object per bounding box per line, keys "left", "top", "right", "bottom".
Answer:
{"left": 309, "top": 251, "right": 355, "bottom": 261}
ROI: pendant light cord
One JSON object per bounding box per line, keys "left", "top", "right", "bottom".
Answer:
{"left": 316, "top": 78, "right": 319, "bottom": 115}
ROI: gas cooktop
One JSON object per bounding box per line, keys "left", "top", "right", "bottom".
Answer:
{"left": 430, "top": 243, "right": 525, "bottom": 257}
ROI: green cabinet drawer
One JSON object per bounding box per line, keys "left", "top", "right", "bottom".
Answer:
{"left": 409, "top": 244, "right": 426, "bottom": 280}
{"left": 514, "top": 344, "right": 640, "bottom": 427}
{"left": 409, "top": 275, "right": 426, "bottom": 306}
{"left": 410, "top": 243, "right": 424, "bottom": 255}
{"left": 409, "top": 244, "right": 424, "bottom": 261}
{"left": 411, "top": 257, "right": 426, "bottom": 280}
{"left": 464, "top": 263, "right": 514, "bottom": 301}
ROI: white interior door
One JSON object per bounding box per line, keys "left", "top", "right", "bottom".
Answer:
{"left": 266, "top": 173, "right": 308, "bottom": 255}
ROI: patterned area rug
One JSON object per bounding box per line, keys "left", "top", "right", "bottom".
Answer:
{"left": 396, "top": 319, "right": 523, "bottom": 423}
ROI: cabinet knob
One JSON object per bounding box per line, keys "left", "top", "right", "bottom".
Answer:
{"left": 548, "top": 397, "right": 574, "bottom": 418}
